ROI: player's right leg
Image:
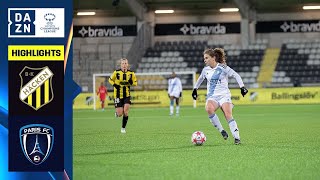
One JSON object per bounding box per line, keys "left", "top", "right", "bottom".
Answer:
{"left": 121, "top": 97, "right": 132, "bottom": 133}
{"left": 206, "top": 99, "right": 228, "bottom": 140}
{"left": 115, "top": 107, "right": 123, "bottom": 117}
{"left": 114, "top": 98, "right": 123, "bottom": 117}
{"left": 101, "top": 99, "right": 105, "bottom": 111}
{"left": 175, "top": 97, "right": 180, "bottom": 116}
{"left": 221, "top": 102, "right": 240, "bottom": 145}
{"left": 115, "top": 97, "right": 123, "bottom": 118}
{"left": 115, "top": 106, "right": 125, "bottom": 133}
{"left": 169, "top": 96, "right": 174, "bottom": 116}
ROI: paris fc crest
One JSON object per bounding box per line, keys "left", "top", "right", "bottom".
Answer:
{"left": 19, "top": 124, "right": 54, "bottom": 165}
{"left": 19, "top": 66, "right": 54, "bottom": 110}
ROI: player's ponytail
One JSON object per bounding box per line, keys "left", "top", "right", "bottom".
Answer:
{"left": 203, "top": 48, "right": 227, "bottom": 64}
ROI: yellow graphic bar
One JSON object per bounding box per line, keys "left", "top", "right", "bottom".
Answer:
{"left": 8, "top": 45, "right": 64, "bottom": 61}
{"left": 44, "top": 80, "right": 49, "bottom": 103}
{"left": 28, "top": 94, "right": 32, "bottom": 106}
{"left": 36, "top": 87, "right": 41, "bottom": 109}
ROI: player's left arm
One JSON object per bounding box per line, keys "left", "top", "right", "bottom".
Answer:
{"left": 167, "top": 79, "right": 172, "bottom": 97}
{"left": 129, "top": 72, "right": 137, "bottom": 86}
{"left": 178, "top": 78, "right": 183, "bottom": 97}
{"left": 192, "top": 69, "right": 205, "bottom": 100}
{"left": 226, "top": 66, "right": 248, "bottom": 97}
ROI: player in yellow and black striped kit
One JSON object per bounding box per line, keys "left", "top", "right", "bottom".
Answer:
{"left": 109, "top": 58, "right": 137, "bottom": 133}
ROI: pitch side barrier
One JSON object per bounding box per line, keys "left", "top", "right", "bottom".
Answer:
{"left": 73, "top": 87, "right": 320, "bottom": 109}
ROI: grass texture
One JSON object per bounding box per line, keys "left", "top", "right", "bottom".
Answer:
{"left": 74, "top": 104, "right": 320, "bottom": 180}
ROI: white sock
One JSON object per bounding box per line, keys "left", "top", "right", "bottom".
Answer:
{"left": 176, "top": 106, "right": 180, "bottom": 114}
{"left": 208, "top": 114, "right": 224, "bottom": 132}
{"left": 170, "top": 105, "right": 174, "bottom": 114}
{"left": 228, "top": 119, "right": 240, "bottom": 140}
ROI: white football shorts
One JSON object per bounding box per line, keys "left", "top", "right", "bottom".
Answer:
{"left": 206, "top": 94, "right": 232, "bottom": 107}
{"left": 169, "top": 92, "right": 180, "bottom": 98}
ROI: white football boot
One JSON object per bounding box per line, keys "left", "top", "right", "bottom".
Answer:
{"left": 121, "top": 128, "right": 126, "bottom": 133}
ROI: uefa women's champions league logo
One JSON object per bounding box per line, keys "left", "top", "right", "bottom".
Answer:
{"left": 19, "top": 124, "right": 54, "bottom": 165}
{"left": 41, "top": 13, "right": 59, "bottom": 33}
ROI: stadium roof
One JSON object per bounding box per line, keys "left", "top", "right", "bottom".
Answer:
{"left": 74, "top": 0, "right": 320, "bottom": 17}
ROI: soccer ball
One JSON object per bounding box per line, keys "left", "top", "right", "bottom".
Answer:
{"left": 191, "top": 131, "right": 206, "bottom": 145}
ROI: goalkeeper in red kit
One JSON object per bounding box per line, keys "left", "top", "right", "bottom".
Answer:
{"left": 97, "top": 82, "right": 108, "bottom": 111}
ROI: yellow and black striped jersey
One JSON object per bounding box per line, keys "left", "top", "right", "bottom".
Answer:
{"left": 108, "top": 69, "right": 137, "bottom": 99}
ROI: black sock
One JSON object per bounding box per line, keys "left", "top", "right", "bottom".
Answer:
{"left": 122, "top": 116, "right": 128, "bottom": 128}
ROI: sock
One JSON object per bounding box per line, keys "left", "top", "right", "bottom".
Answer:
{"left": 170, "top": 100, "right": 174, "bottom": 114}
{"left": 208, "top": 114, "right": 224, "bottom": 132}
{"left": 228, "top": 119, "right": 240, "bottom": 140}
{"left": 122, "top": 116, "right": 128, "bottom": 128}
{"left": 102, "top": 102, "right": 104, "bottom": 109}
{"left": 176, "top": 106, "right": 180, "bottom": 114}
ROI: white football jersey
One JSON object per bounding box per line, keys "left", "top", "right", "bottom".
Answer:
{"left": 168, "top": 77, "right": 182, "bottom": 97}
{"left": 194, "top": 63, "right": 244, "bottom": 97}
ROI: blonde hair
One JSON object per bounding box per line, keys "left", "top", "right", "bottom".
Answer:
{"left": 203, "top": 48, "right": 227, "bottom": 64}
{"left": 118, "top": 58, "right": 130, "bottom": 69}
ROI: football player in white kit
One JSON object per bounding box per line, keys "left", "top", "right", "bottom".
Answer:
{"left": 168, "top": 72, "right": 183, "bottom": 116}
{"left": 192, "top": 48, "right": 248, "bottom": 145}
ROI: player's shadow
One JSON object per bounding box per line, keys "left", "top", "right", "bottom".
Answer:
{"left": 75, "top": 144, "right": 230, "bottom": 157}
{"left": 77, "top": 146, "right": 196, "bottom": 156}
{"left": 74, "top": 130, "right": 121, "bottom": 136}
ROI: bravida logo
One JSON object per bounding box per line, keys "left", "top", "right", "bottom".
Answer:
{"left": 78, "top": 26, "right": 124, "bottom": 37}
{"left": 180, "top": 24, "right": 226, "bottom": 35}
{"left": 19, "top": 124, "right": 54, "bottom": 165}
{"left": 280, "top": 21, "right": 320, "bottom": 32}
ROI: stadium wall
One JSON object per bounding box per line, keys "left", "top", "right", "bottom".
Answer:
{"left": 154, "top": 12, "right": 320, "bottom": 48}
{"left": 257, "top": 12, "right": 320, "bottom": 21}
{"left": 73, "top": 16, "right": 137, "bottom": 53}
{"left": 72, "top": 13, "right": 320, "bottom": 91}
{"left": 73, "top": 16, "right": 136, "bottom": 25}
{"left": 72, "top": 12, "right": 320, "bottom": 50}
{"left": 154, "top": 13, "right": 241, "bottom": 45}
{"left": 256, "top": 12, "right": 320, "bottom": 47}
{"left": 73, "top": 87, "right": 320, "bottom": 109}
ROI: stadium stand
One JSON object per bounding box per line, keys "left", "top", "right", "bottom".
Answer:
{"left": 74, "top": 38, "right": 320, "bottom": 91}
{"left": 136, "top": 39, "right": 268, "bottom": 89}
{"left": 273, "top": 39, "right": 320, "bottom": 87}
{"left": 73, "top": 43, "right": 132, "bottom": 91}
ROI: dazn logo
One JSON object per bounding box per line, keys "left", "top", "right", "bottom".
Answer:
{"left": 8, "top": 10, "right": 36, "bottom": 36}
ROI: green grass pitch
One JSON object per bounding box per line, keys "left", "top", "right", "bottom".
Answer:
{"left": 74, "top": 104, "right": 320, "bottom": 179}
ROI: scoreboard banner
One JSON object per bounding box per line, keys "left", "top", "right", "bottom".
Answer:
{"left": 73, "top": 87, "right": 320, "bottom": 109}
{"left": 0, "top": 0, "right": 81, "bottom": 179}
